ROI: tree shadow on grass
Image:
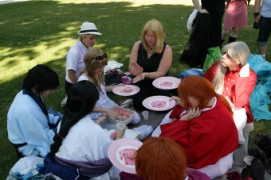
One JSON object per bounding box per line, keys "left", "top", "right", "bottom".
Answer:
{"left": 0, "top": 1, "right": 194, "bottom": 177}
{"left": 0, "top": 1, "right": 265, "bottom": 178}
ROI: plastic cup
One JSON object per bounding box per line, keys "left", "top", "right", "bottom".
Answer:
{"left": 122, "top": 75, "right": 132, "bottom": 85}
{"left": 142, "top": 111, "right": 149, "bottom": 121}
{"left": 115, "top": 122, "right": 126, "bottom": 139}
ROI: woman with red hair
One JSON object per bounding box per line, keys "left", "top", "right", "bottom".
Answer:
{"left": 152, "top": 75, "right": 239, "bottom": 179}
{"left": 119, "top": 137, "right": 210, "bottom": 180}
{"left": 135, "top": 137, "right": 210, "bottom": 180}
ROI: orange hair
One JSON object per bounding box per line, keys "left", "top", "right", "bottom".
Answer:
{"left": 178, "top": 75, "right": 232, "bottom": 113}
{"left": 136, "top": 137, "right": 187, "bottom": 180}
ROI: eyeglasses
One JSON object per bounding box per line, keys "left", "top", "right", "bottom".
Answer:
{"left": 93, "top": 53, "right": 107, "bottom": 61}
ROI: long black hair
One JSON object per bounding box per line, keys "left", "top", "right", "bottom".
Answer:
{"left": 22, "top": 64, "right": 59, "bottom": 93}
{"left": 50, "top": 81, "right": 99, "bottom": 156}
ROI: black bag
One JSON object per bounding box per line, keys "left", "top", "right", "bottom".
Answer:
{"left": 104, "top": 69, "right": 124, "bottom": 86}
{"left": 249, "top": 134, "right": 271, "bottom": 176}
{"left": 254, "top": 134, "right": 271, "bottom": 160}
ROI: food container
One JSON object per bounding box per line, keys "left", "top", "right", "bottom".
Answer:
{"left": 108, "top": 106, "right": 134, "bottom": 125}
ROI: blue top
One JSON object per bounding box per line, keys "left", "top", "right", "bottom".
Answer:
{"left": 7, "top": 90, "right": 55, "bottom": 157}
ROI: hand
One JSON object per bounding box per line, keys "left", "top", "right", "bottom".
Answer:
{"left": 180, "top": 107, "right": 201, "bottom": 121}
{"left": 170, "top": 96, "right": 180, "bottom": 105}
{"left": 105, "top": 83, "right": 125, "bottom": 92}
{"left": 199, "top": 8, "right": 208, "bottom": 14}
{"left": 132, "top": 73, "right": 145, "bottom": 83}
{"left": 95, "top": 114, "right": 107, "bottom": 125}
{"left": 104, "top": 109, "right": 118, "bottom": 119}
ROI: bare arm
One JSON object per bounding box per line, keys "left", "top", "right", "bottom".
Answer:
{"left": 132, "top": 45, "right": 173, "bottom": 83}
{"left": 93, "top": 107, "right": 117, "bottom": 118}
{"left": 128, "top": 41, "right": 143, "bottom": 76}
{"left": 192, "top": 0, "right": 208, "bottom": 13}
{"left": 254, "top": 0, "right": 262, "bottom": 22}
{"left": 68, "top": 69, "right": 78, "bottom": 83}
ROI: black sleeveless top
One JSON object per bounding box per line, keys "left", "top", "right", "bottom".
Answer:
{"left": 137, "top": 42, "right": 168, "bottom": 74}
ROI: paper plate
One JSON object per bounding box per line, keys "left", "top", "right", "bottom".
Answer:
{"left": 152, "top": 76, "right": 181, "bottom": 90}
{"left": 112, "top": 85, "right": 140, "bottom": 96}
{"left": 142, "top": 96, "right": 175, "bottom": 111}
{"left": 108, "top": 138, "right": 143, "bottom": 174}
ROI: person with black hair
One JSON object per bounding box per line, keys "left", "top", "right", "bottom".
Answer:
{"left": 7, "top": 64, "right": 60, "bottom": 157}
{"left": 40, "top": 81, "right": 121, "bottom": 180}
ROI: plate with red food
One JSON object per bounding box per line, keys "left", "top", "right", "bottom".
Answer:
{"left": 142, "top": 95, "right": 176, "bottom": 111}
{"left": 112, "top": 85, "right": 140, "bottom": 96}
{"left": 152, "top": 76, "right": 181, "bottom": 90}
{"left": 108, "top": 138, "right": 143, "bottom": 174}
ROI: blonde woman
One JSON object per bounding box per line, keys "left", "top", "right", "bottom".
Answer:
{"left": 128, "top": 19, "right": 172, "bottom": 110}
{"left": 204, "top": 41, "right": 257, "bottom": 174}
{"left": 78, "top": 48, "right": 147, "bottom": 128}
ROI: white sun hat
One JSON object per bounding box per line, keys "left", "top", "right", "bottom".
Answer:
{"left": 78, "top": 22, "right": 102, "bottom": 36}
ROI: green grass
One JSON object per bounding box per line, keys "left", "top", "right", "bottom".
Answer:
{"left": 0, "top": 0, "right": 270, "bottom": 178}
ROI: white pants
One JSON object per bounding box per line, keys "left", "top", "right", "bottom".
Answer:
{"left": 194, "top": 153, "right": 234, "bottom": 179}
{"left": 232, "top": 108, "right": 247, "bottom": 145}
{"left": 151, "top": 110, "right": 172, "bottom": 137}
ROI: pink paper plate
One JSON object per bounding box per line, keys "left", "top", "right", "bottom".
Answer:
{"left": 108, "top": 138, "right": 143, "bottom": 174}
{"left": 152, "top": 76, "right": 181, "bottom": 90}
{"left": 112, "top": 85, "right": 140, "bottom": 96}
{"left": 142, "top": 96, "right": 176, "bottom": 111}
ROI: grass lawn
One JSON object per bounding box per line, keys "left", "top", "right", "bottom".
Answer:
{"left": 0, "top": 0, "right": 270, "bottom": 178}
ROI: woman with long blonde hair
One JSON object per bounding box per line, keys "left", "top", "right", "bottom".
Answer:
{"left": 78, "top": 48, "right": 154, "bottom": 139}
{"left": 128, "top": 19, "right": 172, "bottom": 110}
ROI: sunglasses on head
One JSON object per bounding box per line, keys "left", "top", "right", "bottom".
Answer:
{"left": 93, "top": 53, "right": 107, "bottom": 61}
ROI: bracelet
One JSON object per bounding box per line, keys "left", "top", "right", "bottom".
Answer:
{"left": 254, "top": 12, "right": 260, "bottom": 17}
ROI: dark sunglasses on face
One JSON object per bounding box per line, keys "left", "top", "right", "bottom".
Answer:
{"left": 94, "top": 53, "right": 107, "bottom": 60}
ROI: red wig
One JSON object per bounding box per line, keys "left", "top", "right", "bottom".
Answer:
{"left": 178, "top": 75, "right": 232, "bottom": 113}
{"left": 136, "top": 137, "right": 187, "bottom": 180}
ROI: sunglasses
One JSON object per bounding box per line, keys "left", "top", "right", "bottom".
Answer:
{"left": 93, "top": 53, "right": 107, "bottom": 61}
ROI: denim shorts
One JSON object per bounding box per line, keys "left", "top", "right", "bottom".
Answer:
{"left": 257, "top": 16, "right": 271, "bottom": 44}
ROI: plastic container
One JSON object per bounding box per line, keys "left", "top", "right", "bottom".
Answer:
{"left": 108, "top": 106, "right": 134, "bottom": 125}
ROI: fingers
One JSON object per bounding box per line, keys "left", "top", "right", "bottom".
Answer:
{"left": 187, "top": 107, "right": 201, "bottom": 118}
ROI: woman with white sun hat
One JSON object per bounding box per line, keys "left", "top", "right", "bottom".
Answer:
{"left": 61, "top": 22, "right": 102, "bottom": 106}
{"left": 65, "top": 22, "right": 102, "bottom": 94}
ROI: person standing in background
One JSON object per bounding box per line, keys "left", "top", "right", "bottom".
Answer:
{"left": 254, "top": 0, "right": 271, "bottom": 59}
{"left": 180, "top": 0, "right": 225, "bottom": 67}
{"left": 221, "top": 0, "right": 249, "bottom": 45}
